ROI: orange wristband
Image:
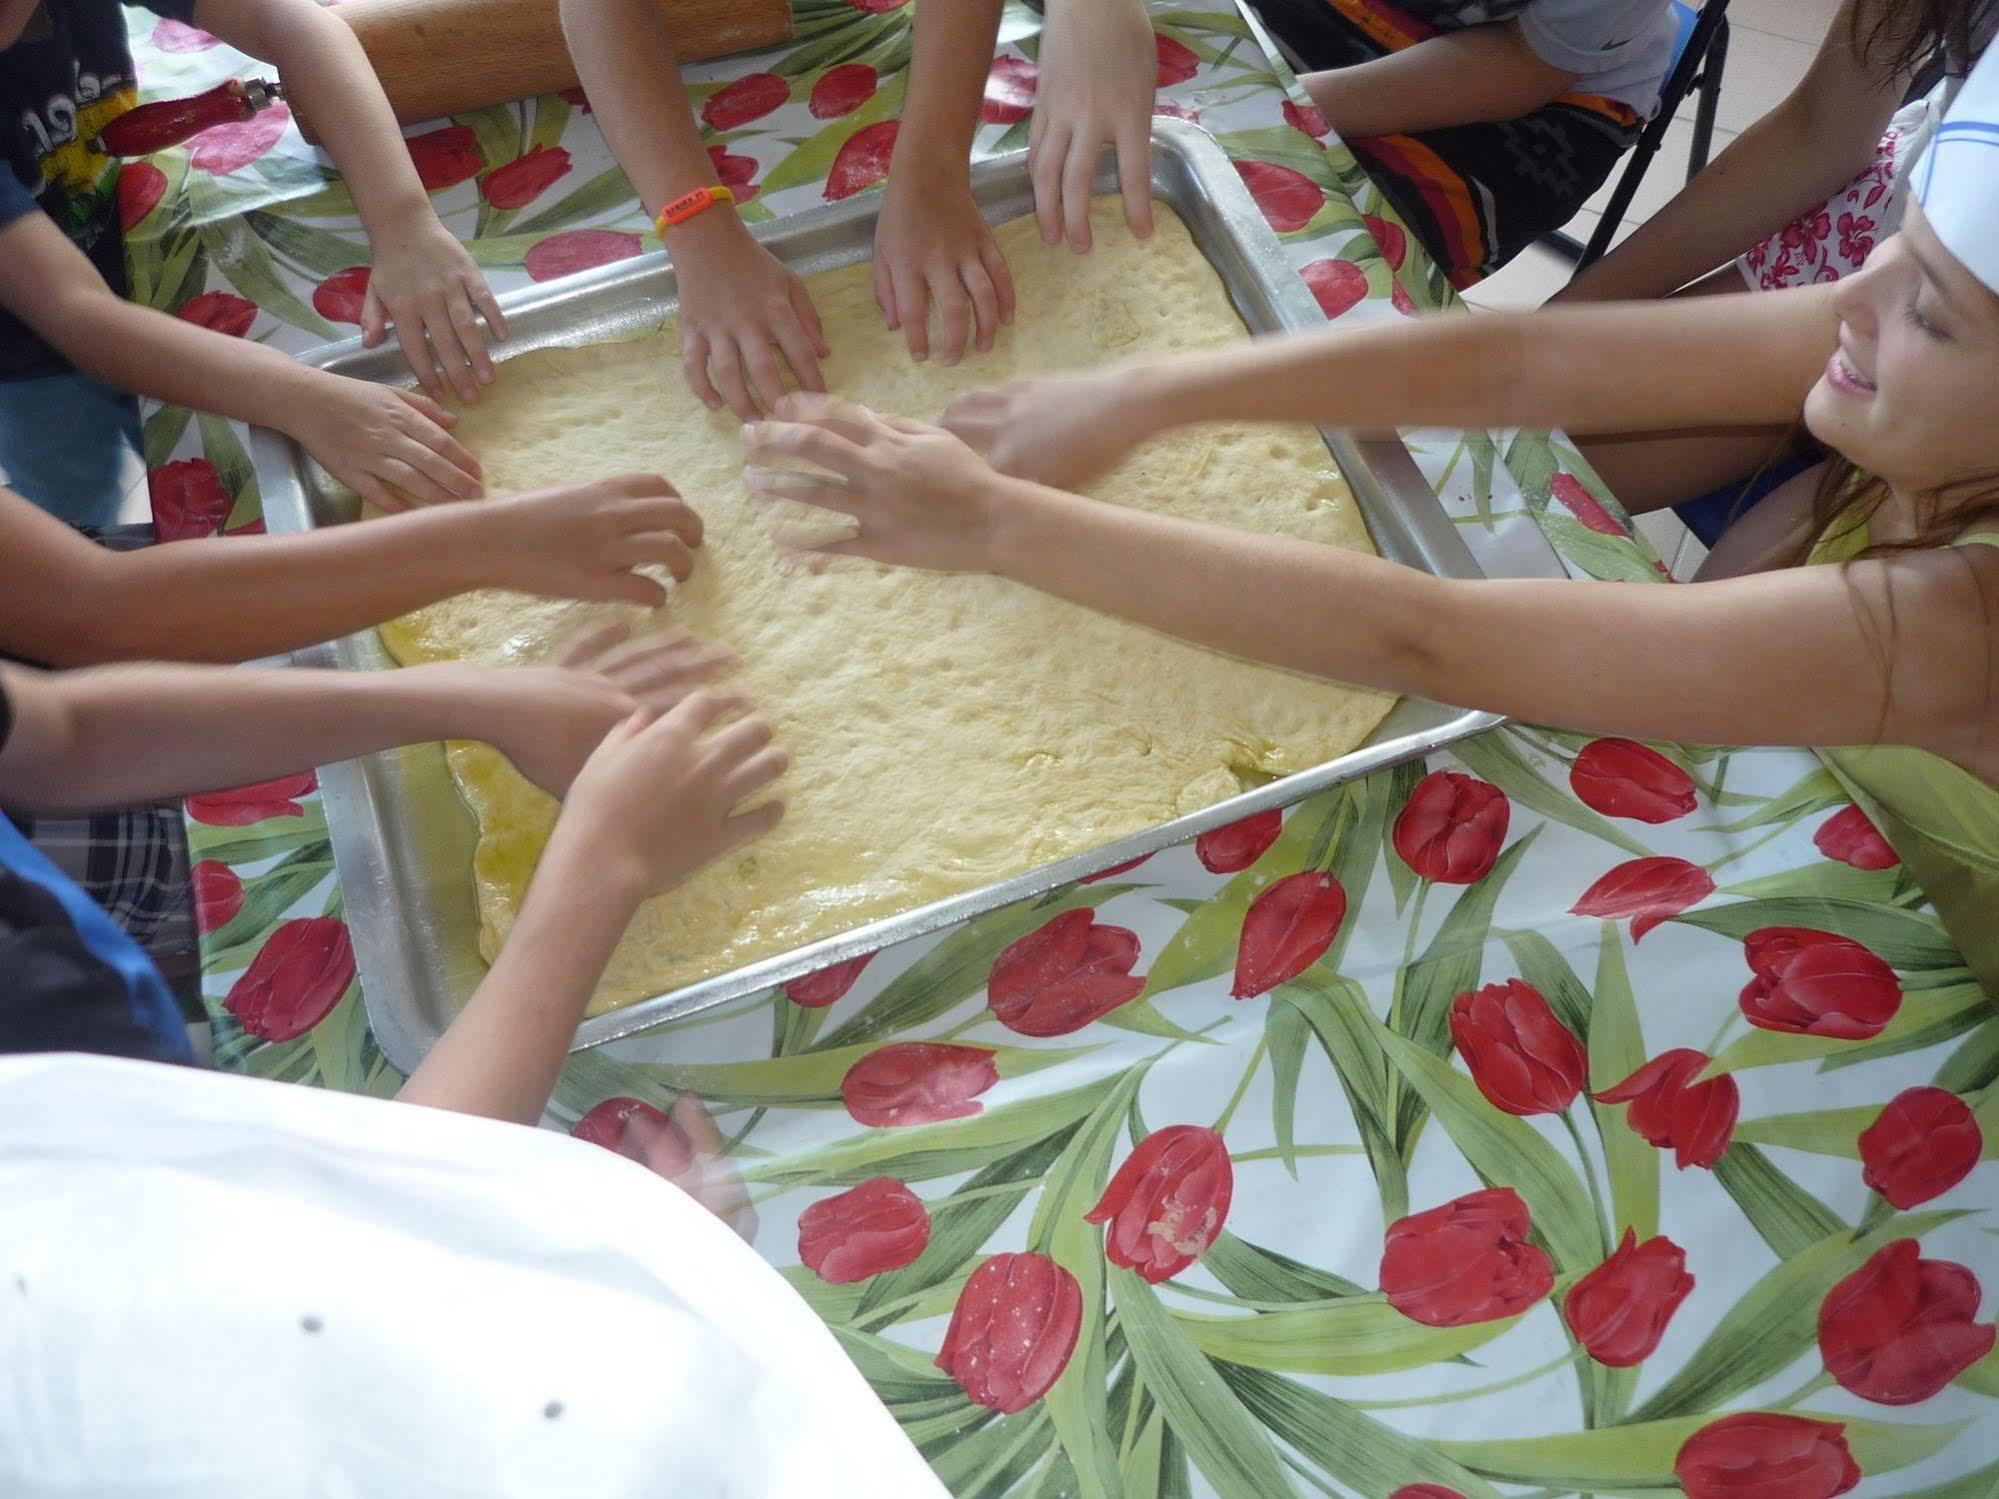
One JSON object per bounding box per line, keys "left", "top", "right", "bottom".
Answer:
{"left": 655, "top": 184, "right": 735, "bottom": 236}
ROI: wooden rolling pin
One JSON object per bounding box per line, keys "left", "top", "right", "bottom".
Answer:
{"left": 292, "top": 0, "right": 794, "bottom": 142}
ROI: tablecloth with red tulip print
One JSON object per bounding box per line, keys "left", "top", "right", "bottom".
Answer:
{"left": 127, "top": 3, "right": 1999, "bottom": 1495}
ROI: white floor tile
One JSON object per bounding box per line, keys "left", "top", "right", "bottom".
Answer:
{"left": 1582, "top": 119, "right": 1738, "bottom": 226}
{"left": 1465, "top": 243, "right": 1579, "bottom": 310}
{"left": 1715, "top": 0, "right": 1840, "bottom": 47}
{"left": 1695, "top": 23, "right": 1819, "bottom": 134}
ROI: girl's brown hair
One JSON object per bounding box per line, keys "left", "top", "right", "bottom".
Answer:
{"left": 1851, "top": 0, "right": 1992, "bottom": 82}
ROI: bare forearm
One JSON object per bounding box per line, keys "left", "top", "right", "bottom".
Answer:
{"left": 397, "top": 840, "right": 641, "bottom": 1122}
{"left": 246, "top": 0, "right": 435, "bottom": 234}
{"left": 1305, "top": 25, "right": 1574, "bottom": 138}
{"left": 898, "top": 0, "right": 1004, "bottom": 169}
{"left": 1121, "top": 290, "right": 1835, "bottom": 440}
{"left": 560, "top": 0, "right": 718, "bottom": 216}
{"left": 0, "top": 660, "right": 505, "bottom": 811}
{"left": 22, "top": 508, "right": 506, "bottom": 667}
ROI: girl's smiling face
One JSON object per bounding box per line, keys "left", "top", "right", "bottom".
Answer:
{"left": 1806, "top": 201, "right": 1999, "bottom": 503}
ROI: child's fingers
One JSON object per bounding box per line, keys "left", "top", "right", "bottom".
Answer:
{"left": 651, "top": 689, "right": 748, "bottom": 744}
{"left": 393, "top": 310, "right": 446, "bottom": 402}
{"left": 422, "top": 293, "right": 481, "bottom": 404}
{"left": 1031, "top": 122, "right": 1069, "bottom": 245}
{"left": 681, "top": 332, "right": 724, "bottom": 413}
{"left": 724, "top": 797, "right": 785, "bottom": 847}
{"left": 769, "top": 390, "right": 879, "bottom": 440}
{"left": 741, "top": 420, "right": 871, "bottom": 481}
{"left": 1117, "top": 125, "right": 1155, "bottom": 239}
{"left": 701, "top": 714, "right": 775, "bottom": 770}
{"left": 622, "top": 530, "right": 696, "bottom": 581}
{"left": 618, "top": 641, "right": 735, "bottom": 700}
{"left": 744, "top": 338, "right": 790, "bottom": 416}
{"left": 350, "top": 471, "right": 407, "bottom": 515}
{"left": 1062, "top": 135, "right": 1096, "bottom": 252}
{"left": 613, "top": 491, "right": 703, "bottom": 548}
{"left": 743, "top": 468, "right": 855, "bottom": 517}
{"left": 395, "top": 387, "right": 463, "bottom": 433}
{"left": 445, "top": 289, "right": 497, "bottom": 385}
{"left": 982, "top": 243, "right": 1018, "bottom": 326}
{"left": 960, "top": 261, "right": 1001, "bottom": 354}
{"left": 594, "top": 570, "right": 669, "bottom": 608}
{"left": 892, "top": 266, "right": 930, "bottom": 363}
{"left": 932, "top": 274, "right": 973, "bottom": 366}
{"left": 874, "top": 259, "right": 899, "bottom": 329}
{"left": 791, "top": 281, "right": 831, "bottom": 358}
{"left": 468, "top": 275, "right": 509, "bottom": 341}
{"left": 554, "top": 620, "right": 633, "bottom": 669}
{"left": 394, "top": 430, "right": 482, "bottom": 500}
{"left": 361, "top": 289, "right": 389, "bottom": 349}
{"left": 709, "top": 338, "right": 759, "bottom": 422}
{"left": 719, "top": 746, "right": 788, "bottom": 802}
{"left": 772, "top": 315, "right": 826, "bottom": 397}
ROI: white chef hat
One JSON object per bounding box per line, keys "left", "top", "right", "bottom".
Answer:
{"left": 1913, "top": 46, "right": 1999, "bottom": 296}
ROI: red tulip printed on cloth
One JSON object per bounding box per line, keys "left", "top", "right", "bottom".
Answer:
{"left": 1563, "top": 1229, "right": 1694, "bottom": 1366}
{"left": 810, "top": 62, "right": 878, "bottom": 120}
{"left": 185, "top": 769, "right": 317, "bottom": 826}
{"left": 935, "top": 1252, "right": 1082, "bottom": 1413}
{"left": 1386, "top": 1488, "right": 1466, "bottom": 1499}
{"left": 1393, "top": 770, "right": 1509, "bottom": 884}
{"left": 1737, "top": 926, "right": 1901, "bottom": 1038}
{"left": 1814, "top": 802, "right": 1901, "bottom": 869}
{"left": 1595, "top": 1049, "right": 1738, "bottom": 1170}
{"left": 1084, "top": 1125, "right": 1233, "bottom": 1283}
{"left": 223, "top": 916, "right": 355, "bottom": 1042}
{"left": 1818, "top": 1239, "right": 1996, "bottom": 1405}
{"left": 841, "top": 1042, "right": 998, "bottom": 1127}
{"left": 1195, "top": 807, "right": 1283, "bottom": 874}
{"left": 191, "top": 860, "right": 244, "bottom": 934}
{"left": 1570, "top": 738, "right": 1698, "bottom": 823}
{"left": 177, "top": 290, "right": 258, "bottom": 336}
{"left": 1859, "top": 1086, "right": 1983, "bottom": 1209}
{"left": 786, "top": 952, "right": 875, "bottom": 1009}
{"left": 1232, "top": 870, "right": 1347, "bottom": 998}
{"left": 1302, "top": 258, "right": 1369, "bottom": 318}
{"left": 149, "top": 457, "right": 233, "bottom": 541}
{"left": 1449, "top": 979, "right": 1587, "bottom": 1116}
{"left": 987, "top": 908, "right": 1145, "bottom": 1036}
{"left": 1234, "top": 160, "right": 1326, "bottom": 233}
{"left": 1570, "top": 855, "right": 1716, "bottom": 941}
{"left": 312, "top": 267, "right": 372, "bottom": 325}
{"left": 407, "top": 124, "right": 483, "bottom": 190}
{"left": 701, "top": 72, "right": 790, "bottom": 131}
{"left": 1379, "top": 1187, "right": 1554, "bottom": 1326}
{"left": 1673, "top": 1412, "right": 1861, "bottom": 1499}
{"left": 481, "top": 144, "right": 573, "bottom": 210}
{"left": 980, "top": 54, "right": 1037, "bottom": 124}
{"left": 826, "top": 120, "right": 900, "bottom": 201}
{"left": 797, "top": 1177, "right": 932, "bottom": 1283}
{"left": 117, "top": 161, "right": 166, "bottom": 231}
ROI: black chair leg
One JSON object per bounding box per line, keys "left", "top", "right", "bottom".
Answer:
{"left": 1686, "top": 18, "right": 1729, "bottom": 176}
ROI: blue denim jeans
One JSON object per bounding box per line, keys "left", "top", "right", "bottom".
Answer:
{"left": 0, "top": 369, "right": 144, "bottom": 529}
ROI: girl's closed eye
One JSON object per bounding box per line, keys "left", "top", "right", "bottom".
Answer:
{"left": 1904, "top": 289, "right": 1950, "bottom": 340}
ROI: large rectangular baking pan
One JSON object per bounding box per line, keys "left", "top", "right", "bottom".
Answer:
{"left": 254, "top": 118, "right": 1548, "bottom": 1074}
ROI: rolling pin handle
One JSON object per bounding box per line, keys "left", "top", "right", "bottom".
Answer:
{"left": 92, "top": 78, "right": 279, "bottom": 157}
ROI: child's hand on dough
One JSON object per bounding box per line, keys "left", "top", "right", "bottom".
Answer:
{"left": 941, "top": 372, "right": 1149, "bottom": 490}
{"left": 487, "top": 625, "right": 748, "bottom": 799}
{"left": 487, "top": 473, "right": 707, "bottom": 607}
{"left": 288, "top": 373, "right": 485, "bottom": 510}
{"left": 874, "top": 163, "right": 1016, "bottom": 366}
{"left": 361, "top": 205, "right": 511, "bottom": 405}
{"left": 671, "top": 214, "right": 830, "bottom": 419}
{"left": 743, "top": 393, "right": 1006, "bottom": 573}
{"left": 1031, "top": 0, "right": 1158, "bottom": 250}
{"left": 551, "top": 677, "right": 786, "bottom": 904}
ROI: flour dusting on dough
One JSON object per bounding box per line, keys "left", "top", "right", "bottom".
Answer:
{"left": 380, "top": 200, "right": 1395, "bottom": 1014}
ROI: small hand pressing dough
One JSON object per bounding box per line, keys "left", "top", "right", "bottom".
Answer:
{"left": 381, "top": 199, "right": 1396, "bottom": 1014}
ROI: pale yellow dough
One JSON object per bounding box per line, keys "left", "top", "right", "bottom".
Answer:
{"left": 381, "top": 200, "right": 1396, "bottom": 1014}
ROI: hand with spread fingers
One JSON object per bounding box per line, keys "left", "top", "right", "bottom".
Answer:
{"left": 941, "top": 371, "right": 1150, "bottom": 489}
{"left": 362, "top": 208, "right": 512, "bottom": 406}
{"left": 552, "top": 681, "right": 787, "bottom": 897}
{"left": 874, "top": 163, "right": 1017, "bottom": 367}
{"left": 1031, "top": 0, "right": 1159, "bottom": 251}
{"left": 742, "top": 393, "right": 1011, "bottom": 573}
{"left": 287, "top": 375, "right": 484, "bottom": 511}
{"left": 674, "top": 216, "right": 832, "bottom": 419}
{"left": 492, "top": 626, "right": 747, "bottom": 799}
{"left": 490, "top": 473, "right": 708, "bottom": 607}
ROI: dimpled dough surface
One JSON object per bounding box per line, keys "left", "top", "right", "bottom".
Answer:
{"left": 381, "top": 200, "right": 1396, "bottom": 1014}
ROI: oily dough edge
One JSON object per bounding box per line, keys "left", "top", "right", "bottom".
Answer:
{"left": 380, "top": 198, "right": 1397, "bottom": 1015}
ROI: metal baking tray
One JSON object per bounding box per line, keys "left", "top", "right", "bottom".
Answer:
{"left": 254, "top": 118, "right": 1543, "bottom": 1074}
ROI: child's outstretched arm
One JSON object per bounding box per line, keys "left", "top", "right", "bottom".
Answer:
{"left": 190, "top": 0, "right": 507, "bottom": 403}
{"left": 559, "top": 0, "right": 828, "bottom": 419}
{"left": 940, "top": 285, "right": 1841, "bottom": 489}
{"left": 0, "top": 214, "right": 481, "bottom": 509}
{"left": 872, "top": 0, "right": 1016, "bottom": 366}
{"left": 1559, "top": 0, "right": 1906, "bottom": 303}
{"left": 397, "top": 692, "right": 784, "bottom": 1126}
{"left": 1299, "top": 21, "right": 1576, "bottom": 139}
{"left": 0, "top": 630, "right": 733, "bottom": 814}
{"left": 0, "top": 474, "right": 707, "bottom": 667}
{"left": 1030, "top": 0, "right": 1157, "bottom": 251}
{"left": 747, "top": 395, "right": 1997, "bottom": 761}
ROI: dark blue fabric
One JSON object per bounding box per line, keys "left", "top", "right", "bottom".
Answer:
{"left": 1672, "top": 454, "right": 1818, "bottom": 549}
{"left": 0, "top": 684, "right": 192, "bottom": 1064}
{"left": 0, "top": 0, "right": 197, "bottom": 381}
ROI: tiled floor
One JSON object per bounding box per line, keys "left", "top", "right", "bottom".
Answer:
{"left": 1460, "top": 0, "right": 1842, "bottom": 571}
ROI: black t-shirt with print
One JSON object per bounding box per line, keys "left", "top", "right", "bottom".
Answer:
{"left": 0, "top": 0, "right": 195, "bottom": 380}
